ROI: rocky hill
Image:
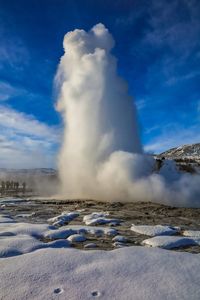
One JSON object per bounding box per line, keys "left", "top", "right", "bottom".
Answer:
{"left": 159, "top": 143, "right": 200, "bottom": 160}
{"left": 158, "top": 143, "right": 200, "bottom": 173}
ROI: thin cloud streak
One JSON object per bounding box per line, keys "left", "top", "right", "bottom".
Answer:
{"left": 0, "top": 105, "right": 60, "bottom": 168}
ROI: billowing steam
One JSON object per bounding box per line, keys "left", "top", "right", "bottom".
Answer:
{"left": 56, "top": 24, "right": 200, "bottom": 207}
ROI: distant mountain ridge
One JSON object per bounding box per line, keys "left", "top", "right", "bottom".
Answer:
{"left": 159, "top": 143, "right": 200, "bottom": 160}
{"left": 158, "top": 143, "right": 200, "bottom": 174}
{"left": 0, "top": 168, "right": 56, "bottom": 174}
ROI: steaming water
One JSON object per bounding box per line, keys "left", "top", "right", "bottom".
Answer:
{"left": 55, "top": 24, "right": 200, "bottom": 207}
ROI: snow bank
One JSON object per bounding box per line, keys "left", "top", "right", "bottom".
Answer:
{"left": 0, "top": 247, "right": 200, "bottom": 300}
{"left": 0, "top": 215, "right": 15, "bottom": 223}
{"left": 0, "top": 222, "right": 53, "bottom": 238}
{"left": 0, "top": 219, "right": 118, "bottom": 258}
{"left": 48, "top": 211, "right": 79, "bottom": 226}
{"left": 0, "top": 220, "right": 72, "bottom": 258}
{"left": 131, "top": 224, "right": 179, "bottom": 236}
{"left": 112, "top": 235, "right": 128, "bottom": 243}
{"left": 83, "top": 212, "right": 121, "bottom": 226}
{"left": 142, "top": 236, "right": 199, "bottom": 249}
{"left": 62, "top": 224, "right": 117, "bottom": 236}
{"left": 0, "top": 234, "right": 71, "bottom": 258}
{"left": 113, "top": 241, "right": 128, "bottom": 248}
{"left": 84, "top": 243, "right": 97, "bottom": 249}
{"left": 44, "top": 228, "right": 76, "bottom": 239}
{"left": 183, "top": 230, "right": 200, "bottom": 237}
{"left": 0, "top": 197, "right": 24, "bottom": 204}
{"left": 67, "top": 234, "right": 86, "bottom": 243}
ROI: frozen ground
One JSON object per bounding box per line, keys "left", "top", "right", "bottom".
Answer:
{"left": 1, "top": 197, "right": 200, "bottom": 299}
{"left": 1, "top": 197, "right": 200, "bottom": 252}
{"left": 0, "top": 243, "right": 200, "bottom": 300}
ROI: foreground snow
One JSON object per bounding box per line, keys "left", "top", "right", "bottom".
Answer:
{"left": 0, "top": 215, "right": 118, "bottom": 258}
{"left": 1, "top": 213, "right": 200, "bottom": 299}
{"left": 0, "top": 246, "right": 200, "bottom": 300}
{"left": 131, "top": 224, "right": 179, "bottom": 236}
{"left": 142, "top": 236, "right": 200, "bottom": 249}
{"left": 48, "top": 211, "right": 79, "bottom": 226}
{"left": 183, "top": 230, "right": 200, "bottom": 237}
{"left": 83, "top": 212, "right": 121, "bottom": 226}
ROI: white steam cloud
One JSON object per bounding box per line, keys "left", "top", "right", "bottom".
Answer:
{"left": 56, "top": 23, "right": 200, "bottom": 207}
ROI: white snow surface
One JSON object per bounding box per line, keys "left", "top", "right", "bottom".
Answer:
{"left": 0, "top": 247, "right": 200, "bottom": 300}
{"left": 83, "top": 212, "right": 121, "bottom": 226}
{"left": 183, "top": 230, "right": 200, "bottom": 237}
{"left": 142, "top": 236, "right": 200, "bottom": 249}
{"left": 0, "top": 215, "right": 15, "bottom": 223}
{"left": 84, "top": 243, "right": 97, "bottom": 249}
{"left": 112, "top": 235, "right": 128, "bottom": 243}
{"left": 0, "top": 221, "right": 53, "bottom": 238}
{"left": 0, "top": 197, "right": 24, "bottom": 204}
{"left": 0, "top": 214, "right": 200, "bottom": 299}
{"left": 48, "top": 211, "right": 79, "bottom": 226}
{"left": 0, "top": 220, "right": 117, "bottom": 242}
{"left": 113, "top": 241, "right": 128, "bottom": 248}
{"left": 131, "top": 224, "right": 179, "bottom": 236}
{"left": 67, "top": 234, "right": 86, "bottom": 243}
{"left": 61, "top": 224, "right": 118, "bottom": 236}
{"left": 0, "top": 234, "right": 71, "bottom": 258}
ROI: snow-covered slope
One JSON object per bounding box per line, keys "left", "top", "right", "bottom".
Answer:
{"left": 157, "top": 143, "right": 200, "bottom": 174}
{"left": 159, "top": 143, "right": 200, "bottom": 161}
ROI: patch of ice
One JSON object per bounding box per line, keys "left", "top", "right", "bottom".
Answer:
{"left": 0, "top": 234, "right": 71, "bottom": 258}
{"left": 44, "top": 228, "right": 76, "bottom": 240}
{"left": 83, "top": 212, "right": 121, "bottom": 226}
{"left": 16, "top": 213, "right": 33, "bottom": 218}
{"left": 142, "top": 236, "right": 198, "bottom": 249}
{"left": 67, "top": 234, "right": 86, "bottom": 243}
{"left": 0, "top": 222, "right": 54, "bottom": 238}
{"left": 0, "top": 215, "right": 16, "bottom": 223}
{"left": 48, "top": 211, "right": 79, "bottom": 226}
{"left": 113, "top": 242, "right": 128, "bottom": 248}
{"left": 131, "top": 224, "right": 179, "bottom": 236}
{"left": 0, "top": 197, "right": 24, "bottom": 204}
{"left": 76, "top": 209, "right": 85, "bottom": 212}
{"left": 183, "top": 230, "right": 200, "bottom": 237}
{"left": 62, "top": 225, "right": 117, "bottom": 236}
{"left": 84, "top": 243, "right": 97, "bottom": 249}
{"left": 112, "top": 235, "right": 127, "bottom": 243}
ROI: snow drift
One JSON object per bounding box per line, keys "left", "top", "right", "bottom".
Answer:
{"left": 56, "top": 23, "right": 200, "bottom": 207}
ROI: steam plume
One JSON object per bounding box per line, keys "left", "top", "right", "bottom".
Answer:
{"left": 56, "top": 24, "right": 200, "bottom": 207}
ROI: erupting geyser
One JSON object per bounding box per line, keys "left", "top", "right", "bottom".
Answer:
{"left": 56, "top": 24, "right": 200, "bottom": 207}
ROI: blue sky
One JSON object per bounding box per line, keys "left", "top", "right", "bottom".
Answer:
{"left": 0, "top": 0, "right": 200, "bottom": 168}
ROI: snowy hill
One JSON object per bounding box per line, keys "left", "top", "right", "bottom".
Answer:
{"left": 158, "top": 143, "right": 200, "bottom": 174}
{"left": 159, "top": 143, "right": 200, "bottom": 161}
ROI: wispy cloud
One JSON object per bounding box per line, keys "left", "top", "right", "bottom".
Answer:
{"left": 144, "top": 0, "right": 200, "bottom": 53}
{"left": 0, "top": 81, "right": 26, "bottom": 101}
{"left": 140, "top": 0, "right": 200, "bottom": 89}
{"left": 197, "top": 101, "right": 200, "bottom": 112}
{"left": 165, "top": 70, "right": 200, "bottom": 86}
{"left": 0, "top": 28, "right": 30, "bottom": 71}
{"left": 144, "top": 122, "right": 200, "bottom": 154}
{"left": 135, "top": 98, "right": 147, "bottom": 111}
{"left": 0, "top": 105, "right": 60, "bottom": 168}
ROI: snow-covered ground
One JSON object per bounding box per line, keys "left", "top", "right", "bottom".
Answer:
{"left": 48, "top": 211, "right": 79, "bottom": 226}
{"left": 131, "top": 224, "right": 179, "bottom": 236}
{"left": 1, "top": 245, "right": 200, "bottom": 299}
{"left": 1, "top": 207, "right": 200, "bottom": 299}
{"left": 83, "top": 212, "right": 121, "bottom": 226}
{"left": 142, "top": 236, "right": 200, "bottom": 249}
